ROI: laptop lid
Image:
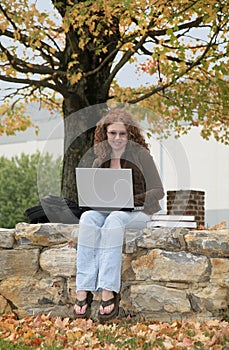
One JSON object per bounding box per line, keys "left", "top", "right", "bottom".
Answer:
{"left": 75, "top": 168, "right": 135, "bottom": 211}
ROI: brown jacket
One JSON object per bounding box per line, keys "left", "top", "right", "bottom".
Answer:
{"left": 92, "top": 142, "right": 164, "bottom": 214}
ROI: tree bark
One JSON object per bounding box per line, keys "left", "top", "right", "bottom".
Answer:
{"left": 61, "top": 88, "right": 109, "bottom": 201}
{"left": 51, "top": 3, "right": 120, "bottom": 200}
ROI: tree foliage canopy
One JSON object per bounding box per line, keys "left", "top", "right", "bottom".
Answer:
{"left": 0, "top": 0, "right": 228, "bottom": 143}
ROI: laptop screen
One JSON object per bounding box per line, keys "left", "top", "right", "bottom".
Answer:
{"left": 75, "top": 168, "right": 134, "bottom": 210}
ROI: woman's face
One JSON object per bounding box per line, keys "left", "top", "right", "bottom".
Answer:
{"left": 106, "top": 122, "right": 128, "bottom": 153}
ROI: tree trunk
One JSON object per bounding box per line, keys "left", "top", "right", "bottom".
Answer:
{"left": 61, "top": 89, "right": 109, "bottom": 201}
{"left": 59, "top": 12, "right": 120, "bottom": 200}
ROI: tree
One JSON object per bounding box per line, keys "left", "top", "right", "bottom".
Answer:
{"left": 0, "top": 152, "right": 62, "bottom": 228}
{"left": 0, "top": 0, "right": 228, "bottom": 200}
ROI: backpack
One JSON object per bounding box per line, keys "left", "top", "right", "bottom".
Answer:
{"left": 24, "top": 195, "right": 86, "bottom": 224}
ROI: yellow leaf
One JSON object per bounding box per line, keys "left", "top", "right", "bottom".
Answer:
{"left": 68, "top": 72, "right": 82, "bottom": 85}
{"left": 50, "top": 47, "right": 56, "bottom": 54}
{"left": 102, "top": 46, "right": 108, "bottom": 53}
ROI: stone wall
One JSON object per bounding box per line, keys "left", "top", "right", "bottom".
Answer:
{"left": 0, "top": 223, "right": 228, "bottom": 322}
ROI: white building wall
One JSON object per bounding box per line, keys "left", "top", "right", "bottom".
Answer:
{"left": 149, "top": 128, "right": 229, "bottom": 228}
{"left": 0, "top": 139, "right": 64, "bottom": 159}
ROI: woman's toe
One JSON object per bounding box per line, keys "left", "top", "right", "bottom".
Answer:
{"left": 100, "top": 303, "right": 114, "bottom": 315}
{"left": 74, "top": 304, "right": 87, "bottom": 315}
{"left": 99, "top": 306, "right": 104, "bottom": 315}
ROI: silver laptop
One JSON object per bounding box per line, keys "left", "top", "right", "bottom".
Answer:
{"left": 75, "top": 167, "right": 144, "bottom": 211}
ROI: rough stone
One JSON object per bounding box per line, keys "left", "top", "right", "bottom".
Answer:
{"left": 122, "top": 254, "right": 135, "bottom": 282}
{"left": 0, "top": 228, "right": 15, "bottom": 248}
{"left": 130, "top": 284, "right": 191, "bottom": 313}
{"left": 0, "top": 276, "right": 67, "bottom": 309}
{"left": 132, "top": 249, "right": 209, "bottom": 282}
{"left": 185, "top": 230, "right": 229, "bottom": 257}
{"left": 165, "top": 282, "right": 190, "bottom": 290}
{"left": 0, "top": 294, "right": 12, "bottom": 314}
{"left": 40, "top": 245, "right": 76, "bottom": 277}
{"left": 210, "top": 258, "right": 229, "bottom": 287}
{"left": 124, "top": 229, "right": 143, "bottom": 253}
{"left": 66, "top": 277, "right": 76, "bottom": 304}
{"left": 0, "top": 249, "right": 39, "bottom": 279}
{"left": 122, "top": 251, "right": 146, "bottom": 282}
{"left": 136, "top": 228, "right": 186, "bottom": 250}
{"left": 15, "top": 305, "right": 74, "bottom": 319}
{"left": 190, "top": 285, "right": 228, "bottom": 311}
{"left": 15, "top": 222, "right": 78, "bottom": 246}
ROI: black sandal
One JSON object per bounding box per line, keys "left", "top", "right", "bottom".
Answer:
{"left": 98, "top": 292, "right": 121, "bottom": 322}
{"left": 74, "top": 291, "right": 93, "bottom": 319}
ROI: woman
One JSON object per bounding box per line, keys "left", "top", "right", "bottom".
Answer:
{"left": 74, "top": 108, "right": 164, "bottom": 321}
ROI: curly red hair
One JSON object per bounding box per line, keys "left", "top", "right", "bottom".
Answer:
{"left": 94, "top": 108, "right": 149, "bottom": 160}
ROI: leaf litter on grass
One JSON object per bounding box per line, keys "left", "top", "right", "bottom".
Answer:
{"left": 0, "top": 313, "right": 228, "bottom": 349}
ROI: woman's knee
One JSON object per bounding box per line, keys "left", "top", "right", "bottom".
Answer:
{"left": 105, "top": 211, "right": 128, "bottom": 226}
{"left": 79, "top": 210, "right": 105, "bottom": 227}
{"left": 80, "top": 210, "right": 93, "bottom": 222}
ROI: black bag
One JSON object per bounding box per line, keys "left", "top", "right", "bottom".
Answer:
{"left": 24, "top": 204, "right": 48, "bottom": 224}
{"left": 25, "top": 195, "right": 86, "bottom": 224}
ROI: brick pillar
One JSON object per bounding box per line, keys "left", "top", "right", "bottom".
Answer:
{"left": 167, "top": 190, "right": 205, "bottom": 227}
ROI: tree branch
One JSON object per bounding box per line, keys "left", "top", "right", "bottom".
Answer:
{"left": 0, "top": 42, "right": 59, "bottom": 75}
{"left": 148, "top": 16, "right": 203, "bottom": 39}
{"left": 128, "top": 27, "right": 219, "bottom": 104}
{"left": 0, "top": 4, "right": 18, "bottom": 31}
{"left": 0, "top": 74, "right": 65, "bottom": 94}
{"left": 103, "top": 15, "right": 204, "bottom": 90}
{"left": 0, "top": 27, "right": 62, "bottom": 64}
{"left": 84, "top": 46, "right": 120, "bottom": 77}
{"left": 104, "top": 33, "right": 150, "bottom": 89}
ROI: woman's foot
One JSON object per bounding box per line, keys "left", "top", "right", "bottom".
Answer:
{"left": 99, "top": 290, "right": 115, "bottom": 315}
{"left": 74, "top": 291, "right": 93, "bottom": 318}
{"left": 98, "top": 290, "right": 121, "bottom": 322}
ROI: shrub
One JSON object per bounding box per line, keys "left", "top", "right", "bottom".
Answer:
{"left": 0, "top": 151, "right": 62, "bottom": 228}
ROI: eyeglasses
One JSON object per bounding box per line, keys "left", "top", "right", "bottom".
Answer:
{"left": 107, "top": 131, "right": 128, "bottom": 138}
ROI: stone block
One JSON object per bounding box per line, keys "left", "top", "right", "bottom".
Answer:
{"left": 0, "top": 249, "right": 39, "bottom": 279}
{"left": 185, "top": 230, "right": 229, "bottom": 257}
{"left": 136, "top": 228, "right": 186, "bottom": 250}
{"left": 190, "top": 285, "right": 228, "bottom": 311}
{"left": 122, "top": 252, "right": 140, "bottom": 282}
{"left": 0, "top": 276, "right": 67, "bottom": 309}
{"left": 124, "top": 229, "right": 142, "bottom": 253}
{"left": 0, "top": 295, "right": 12, "bottom": 314}
{"left": 40, "top": 245, "right": 76, "bottom": 277}
{"left": 15, "top": 222, "right": 78, "bottom": 246}
{"left": 0, "top": 228, "right": 15, "bottom": 248}
{"left": 210, "top": 258, "right": 229, "bottom": 287}
{"left": 132, "top": 249, "right": 209, "bottom": 283}
{"left": 130, "top": 284, "right": 191, "bottom": 313}
{"left": 66, "top": 277, "right": 76, "bottom": 304}
{"left": 15, "top": 305, "right": 74, "bottom": 319}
